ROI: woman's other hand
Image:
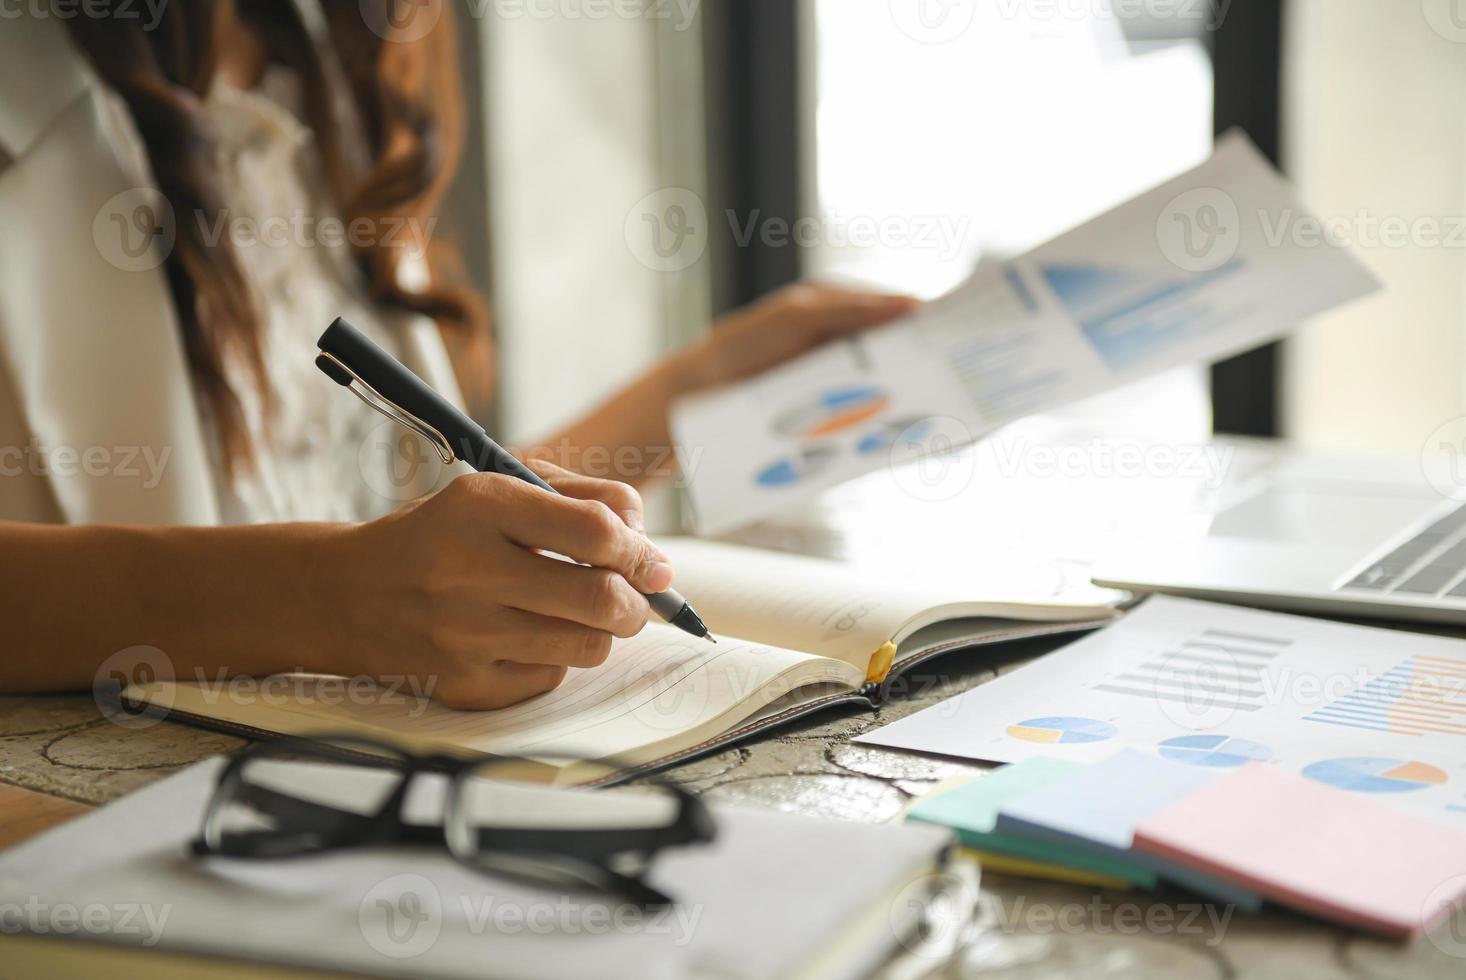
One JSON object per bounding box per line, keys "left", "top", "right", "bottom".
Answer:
{"left": 682, "top": 282, "right": 920, "bottom": 391}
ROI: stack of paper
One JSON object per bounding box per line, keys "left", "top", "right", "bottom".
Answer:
{"left": 673, "top": 133, "right": 1379, "bottom": 534}
{"left": 907, "top": 754, "right": 1466, "bottom": 939}
{"left": 862, "top": 596, "right": 1466, "bottom": 834}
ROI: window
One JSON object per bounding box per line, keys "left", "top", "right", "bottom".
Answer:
{"left": 803, "top": 0, "right": 1216, "bottom": 440}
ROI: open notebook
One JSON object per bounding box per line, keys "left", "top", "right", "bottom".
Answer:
{"left": 121, "top": 539, "right": 1118, "bottom": 782}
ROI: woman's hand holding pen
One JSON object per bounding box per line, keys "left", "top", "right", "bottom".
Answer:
{"left": 333, "top": 461, "right": 674, "bottom": 710}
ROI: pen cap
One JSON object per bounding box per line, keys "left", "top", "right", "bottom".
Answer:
{"left": 317, "top": 317, "right": 483, "bottom": 452}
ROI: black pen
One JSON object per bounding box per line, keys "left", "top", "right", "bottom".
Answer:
{"left": 315, "top": 317, "right": 715, "bottom": 643}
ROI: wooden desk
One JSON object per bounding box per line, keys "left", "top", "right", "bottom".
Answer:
{"left": 4, "top": 429, "right": 1463, "bottom": 977}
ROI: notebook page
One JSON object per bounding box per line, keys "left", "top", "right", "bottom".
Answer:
{"left": 145, "top": 625, "right": 861, "bottom": 763}
{"left": 660, "top": 538, "right": 976, "bottom": 664}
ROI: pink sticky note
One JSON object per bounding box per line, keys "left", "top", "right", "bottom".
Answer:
{"left": 1133, "top": 763, "right": 1466, "bottom": 939}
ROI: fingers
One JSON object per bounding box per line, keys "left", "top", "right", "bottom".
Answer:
{"left": 436, "top": 662, "right": 569, "bottom": 711}
{"left": 822, "top": 297, "right": 919, "bottom": 335}
{"left": 523, "top": 458, "right": 647, "bottom": 533}
{"left": 481, "top": 478, "right": 673, "bottom": 595}
{"left": 786, "top": 284, "right": 920, "bottom": 338}
{"left": 492, "top": 663, "right": 570, "bottom": 705}
{"left": 499, "top": 551, "right": 651, "bottom": 638}
{"left": 485, "top": 609, "right": 617, "bottom": 668}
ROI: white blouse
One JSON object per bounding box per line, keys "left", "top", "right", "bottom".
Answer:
{"left": 0, "top": 8, "right": 469, "bottom": 529}
{"left": 197, "top": 73, "right": 429, "bottom": 525}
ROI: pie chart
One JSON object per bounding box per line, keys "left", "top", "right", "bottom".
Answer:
{"left": 856, "top": 416, "right": 936, "bottom": 455}
{"left": 1007, "top": 716, "right": 1117, "bottom": 745}
{"left": 1157, "top": 734, "right": 1273, "bottom": 768}
{"left": 754, "top": 444, "right": 839, "bottom": 488}
{"left": 1302, "top": 757, "right": 1449, "bottom": 794}
{"left": 772, "top": 385, "right": 891, "bottom": 440}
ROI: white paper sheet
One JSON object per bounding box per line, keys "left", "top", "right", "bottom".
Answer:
{"left": 0, "top": 760, "right": 950, "bottom": 980}
{"left": 672, "top": 133, "right": 1380, "bottom": 534}
{"left": 858, "top": 596, "right": 1466, "bottom": 829}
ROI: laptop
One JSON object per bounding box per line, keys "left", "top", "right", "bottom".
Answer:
{"left": 1091, "top": 450, "right": 1466, "bottom": 625}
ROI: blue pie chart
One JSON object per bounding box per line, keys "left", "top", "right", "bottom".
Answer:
{"left": 1007, "top": 716, "right": 1117, "bottom": 745}
{"left": 1302, "top": 757, "right": 1448, "bottom": 794}
{"left": 754, "top": 444, "right": 839, "bottom": 488}
{"left": 1157, "top": 734, "right": 1273, "bottom": 768}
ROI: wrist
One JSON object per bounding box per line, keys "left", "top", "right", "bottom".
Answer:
{"left": 201, "top": 521, "right": 364, "bottom": 679}
{"left": 284, "top": 522, "right": 374, "bottom": 678}
{"left": 660, "top": 337, "right": 721, "bottom": 397}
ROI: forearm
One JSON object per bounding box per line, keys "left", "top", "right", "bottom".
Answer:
{"left": 525, "top": 283, "right": 920, "bottom": 488}
{"left": 526, "top": 347, "right": 707, "bottom": 489}
{"left": 0, "top": 521, "right": 350, "bottom": 694}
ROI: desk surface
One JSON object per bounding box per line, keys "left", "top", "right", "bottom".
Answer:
{"left": 4, "top": 428, "right": 1464, "bottom": 978}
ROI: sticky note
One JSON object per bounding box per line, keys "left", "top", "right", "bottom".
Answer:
{"left": 906, "top": 759, "right": 1157, "bottom": 887}
{"left": 995, "top": 750, "right": 1261, "bottom": 910}
{"left": 1134, "top": 763, "right": 1466, "bottom": 938}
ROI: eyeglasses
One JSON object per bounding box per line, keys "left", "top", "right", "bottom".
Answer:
{"left": 189, "top": 735, "right": 716, "bottom": 908}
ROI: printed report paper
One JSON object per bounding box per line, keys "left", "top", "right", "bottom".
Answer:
{"left": 858, "top": 596, "right": 1466, "bottom": 829}
{"left": 671, "top": 132, "right": 1380, "bottom": 534}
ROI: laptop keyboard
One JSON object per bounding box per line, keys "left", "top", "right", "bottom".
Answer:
{"left": 1340, "top": 502, "right": 1466, "bottom": 598}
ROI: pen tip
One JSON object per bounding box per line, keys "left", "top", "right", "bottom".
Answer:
{"left": 705, "top": 634, "right": 718, "bottom": 644}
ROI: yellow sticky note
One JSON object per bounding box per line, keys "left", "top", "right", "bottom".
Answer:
{"left": 959, "top": 848, "right": 1132, "bottom": 890}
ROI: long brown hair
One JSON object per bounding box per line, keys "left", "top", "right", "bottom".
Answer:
{"left": 67, "top": 0, "right": 489, "bottom": 474}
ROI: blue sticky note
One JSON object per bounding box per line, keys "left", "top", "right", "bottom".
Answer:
{"left": 907, "top": 758, "right": 1157, "bottom": 887}
{"left": 995, "top": 749, "right": 1263, "bottom": 911}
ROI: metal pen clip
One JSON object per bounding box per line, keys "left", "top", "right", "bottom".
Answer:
{"left": 315, "top": 351, "right": 457, "bottom": 465}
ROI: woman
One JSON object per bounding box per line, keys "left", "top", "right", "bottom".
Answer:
{"left": 0, "top": 1, "right": 916, "bottom": 709}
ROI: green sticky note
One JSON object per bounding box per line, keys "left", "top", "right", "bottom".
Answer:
{"left": 907, "top": 759, "right": 1157, "bottom": 888}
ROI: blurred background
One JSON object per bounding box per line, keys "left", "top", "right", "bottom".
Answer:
{"left": 448, "top": 0, "right": 1462, "bottom": 480}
